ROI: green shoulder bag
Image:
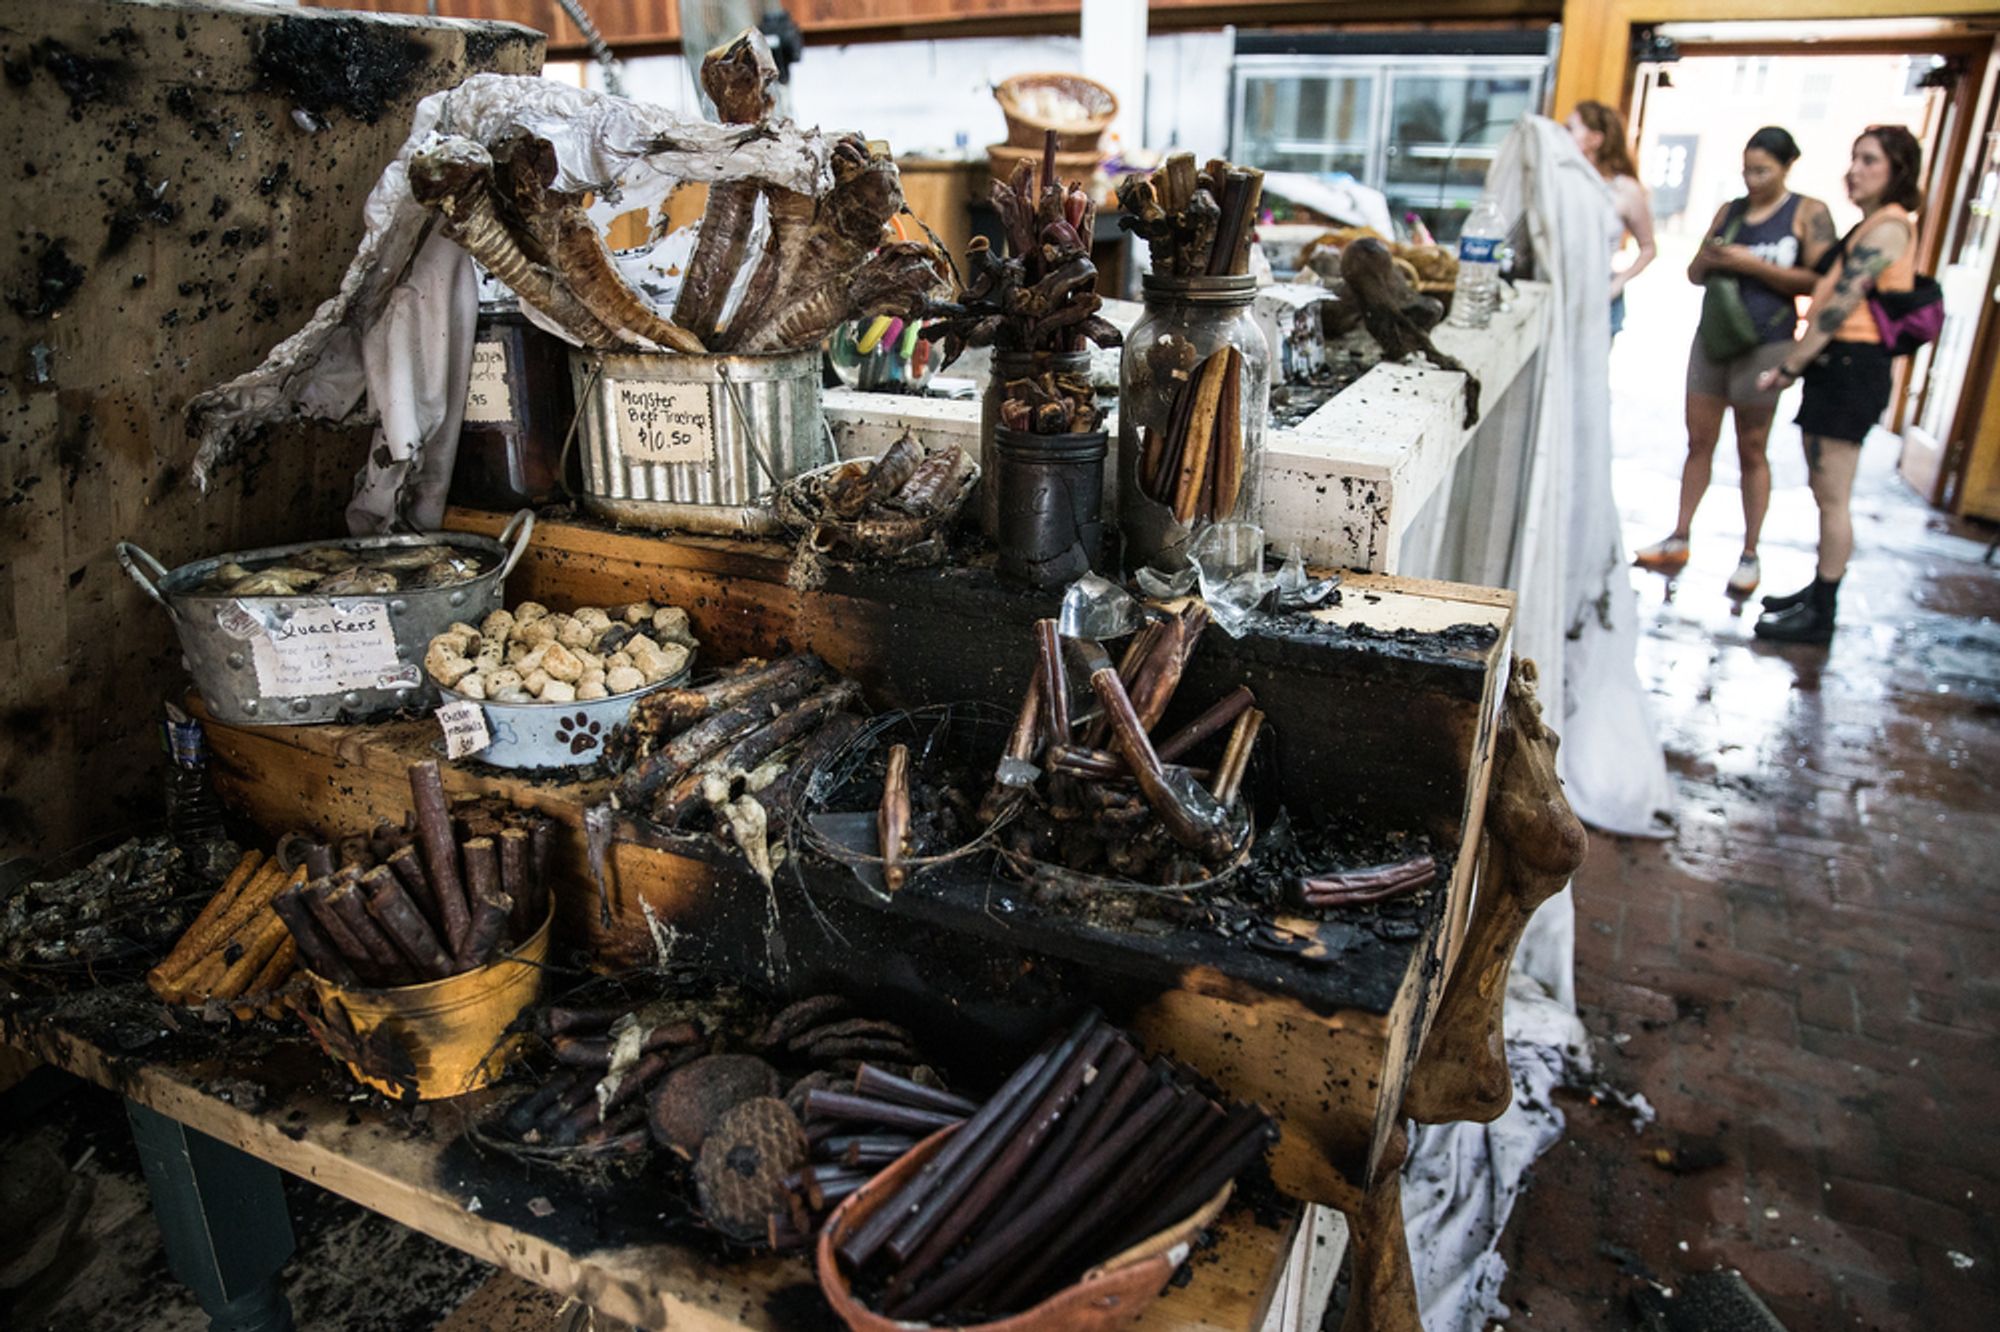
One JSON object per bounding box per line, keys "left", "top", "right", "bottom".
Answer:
{"left": 1696, "top": 211, "right": 1762, "bottom": 363}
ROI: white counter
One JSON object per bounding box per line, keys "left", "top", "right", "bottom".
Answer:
{"left": 822, "top": 280, "right": 1550, "bottom": 575}
{"left": 1262, "top": 282, "right": 1549, "bottom": 572}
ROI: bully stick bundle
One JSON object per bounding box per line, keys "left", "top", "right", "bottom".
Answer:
{"left": 984, "top": 605, "right": 1262, "bottom": 884}
{"left": 922, "top": 133, "right": 1121, "bottom": 435}
{"left": 1136, "top": 342, "right": 1246, "bottom": 525}
{"left": 768, "top": 1064, "right": 981, "bottom": 1252}
{"left": 408, "top": 30, "right": 947, "bottom": 360}
{"left": 1116, "top": 153, "right": 1267, "bottom": 522}
{"left": 270, "top": 762, "right": 556, "bottom": 989}
{"left": 1115, "top": 153, "right": 1265, "bottom": 280}
{"left": 833, "top": 1009, "right": 1276, "bottom": 1321}
{"left": 492, "top": 988, "right": 943, "bottom": 1244}
{"left": 499, "top": 999, "right": 713, "bottom": 1154}
{"left": 147, "top": 849, "right": 304, "bottom": 1018}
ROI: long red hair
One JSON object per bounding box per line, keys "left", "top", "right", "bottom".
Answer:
{"left": 1574, "top": 100, "right": 1639, "bottom": 180}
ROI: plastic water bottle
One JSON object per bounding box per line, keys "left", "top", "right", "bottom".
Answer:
{"left": 162, "top": 703, "right": 237, "bottom": 881}
{"left": 1447, "top": 196, "right": 1507, "bottom": 330}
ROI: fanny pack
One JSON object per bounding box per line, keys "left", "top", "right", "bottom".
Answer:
{"left": 1824, "top": 218, "right": 1945, "bottom": 358}
{"left": 1869, "top": 277, "right": 1945, "bottom": 357}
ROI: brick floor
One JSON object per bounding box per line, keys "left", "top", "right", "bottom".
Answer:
{"left": 1495, "top": 262, "right": 2000, "bottom": 1331}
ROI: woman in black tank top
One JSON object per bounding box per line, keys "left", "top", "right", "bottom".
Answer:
{"left": 1633, "top": 127, "right": 1835, "bottom": 599}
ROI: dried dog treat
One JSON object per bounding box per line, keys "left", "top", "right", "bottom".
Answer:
{"left": 695, "top": 1096, "right": 808, "bottom": 1241}
{"left": 649, "top": 1053, "right": 783, "bottom": 1158}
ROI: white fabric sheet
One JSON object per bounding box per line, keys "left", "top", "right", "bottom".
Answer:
{"left": 1398, "top": 115, "right": 1671, "bottom": 1332}
{"left": 1483, "top": 115, "right": 1672, "bottom": 840}
{"left": 1404, "top": 974, "right": 1592, "bottom": 1330}
{"left": 344, "top": 230, "right": 477, "bottom": 533}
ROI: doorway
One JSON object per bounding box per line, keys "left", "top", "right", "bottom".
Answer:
{"left": 1621, "top": 19, "right": 2000, "bottom": 520}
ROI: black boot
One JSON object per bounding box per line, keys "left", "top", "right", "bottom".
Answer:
{"left": 1761, "top": 580, "right": 1816, "bottom": 611}
{"left": 1755, "top": 575, "right": 1839, "bottom": 643}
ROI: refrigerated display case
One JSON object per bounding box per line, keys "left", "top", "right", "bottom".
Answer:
{"left": 1231, "top": 31, "right": 1557, "bottom": 244}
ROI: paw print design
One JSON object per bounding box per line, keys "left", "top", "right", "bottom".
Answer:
{"left": 555, "top": 711, "right": 602, "bottom": 756}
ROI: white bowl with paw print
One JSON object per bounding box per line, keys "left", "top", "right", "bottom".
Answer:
{"left": 437, "top": 655, "right": 691, "bottom": 770}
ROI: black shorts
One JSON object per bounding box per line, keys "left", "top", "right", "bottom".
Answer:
{"left": 1796, "top": 340, "right": 1893, "bottom": 442}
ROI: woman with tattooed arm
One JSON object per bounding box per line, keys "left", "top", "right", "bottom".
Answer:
{"left": 1750, "top": 125, "right": 1924, "bottom": 644}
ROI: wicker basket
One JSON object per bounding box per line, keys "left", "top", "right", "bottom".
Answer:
{"left": 986, "top": 142, "right": 1104, "bottom": 188}
{"left": 996, "top": 72, "right": 1118, "bottom": 152}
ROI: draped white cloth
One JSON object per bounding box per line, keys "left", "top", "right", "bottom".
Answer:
{"left": 1399, "top": 115, "right": 1671, "bottom": 1332}
{"left": 1485, "top": 115, "right": 1674, "bottom": 841}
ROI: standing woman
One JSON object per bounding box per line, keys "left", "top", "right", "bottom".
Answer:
{"left": 1752, "top": 125, "right": 1924, "bottom": 644}
{"left": 1634, "top": 127, "right": 1835, "bottom": 596}
{"left": 1567, "top": 100, "right": 1658, "bottom": 336}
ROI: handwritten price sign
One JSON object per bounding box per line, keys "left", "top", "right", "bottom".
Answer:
{"left": 244, "top": 600, "right": 401, "bottom": 698}
{"left": 463, "top": 340, "right": 513, "bottom": 424}
{"left": 614, "top": 383, "right": 715, "bottom": 465}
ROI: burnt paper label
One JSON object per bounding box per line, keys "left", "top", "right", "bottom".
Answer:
{"left": 464, "top": 340, "right": 514, "bottom": 424}
{"left": 246, "top": 600, "right": 401, "bottom": 698}
{"left": 614, "top": 381, "right": 715, "bottom": 465}
{"left": 435, "top": 698, "right": 491, "bottom": 758}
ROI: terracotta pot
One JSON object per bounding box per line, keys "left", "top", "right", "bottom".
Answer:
{"left": 815, "top": 1123, "right": 1233, "bottom": 1331}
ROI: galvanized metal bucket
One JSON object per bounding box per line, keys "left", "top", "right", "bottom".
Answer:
{"left": 118, "top": 511, "right": 535, "bottom": 727}
{"left": 569, "top": 348, "right": 829, "bottom": 535}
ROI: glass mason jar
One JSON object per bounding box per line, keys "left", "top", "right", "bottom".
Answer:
{"left": 1116, "top": 274, "right": 1271, "bottom": 570}
{"left": 979, "top": 348, "right": 1091, "bottom": 540}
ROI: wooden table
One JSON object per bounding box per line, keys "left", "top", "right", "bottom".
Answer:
{"left": 0, "top": 1003, "right": 1296, "bottom": 1331}
{"left": 84, "top": 512, "right": 1525, "bottom": 1330}
{"left": 209, "top": 512, "right": 1515, "bottom": 1215}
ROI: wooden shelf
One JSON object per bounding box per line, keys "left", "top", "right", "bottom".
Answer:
{"left": 0, "top": 1010, "right": 1294, "bottom": 1331}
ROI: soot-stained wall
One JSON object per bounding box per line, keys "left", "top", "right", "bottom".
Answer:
{"left": 0, "top": 0, "right": 543, "bottom": 859}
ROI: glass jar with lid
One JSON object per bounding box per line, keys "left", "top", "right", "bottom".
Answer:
{"left": 1116, "top": 273, "right": 1272, "bottom": 570}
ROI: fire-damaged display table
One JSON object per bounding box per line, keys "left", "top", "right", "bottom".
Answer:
{"left": 0, "top": 1011, "right": 1288, "bottom": 1330}
{"left": 11, "top": 512, "right": 1544, "bottom": 1320}
{"left": 173, "top": 511, "right": 1530, "bottom": 1330}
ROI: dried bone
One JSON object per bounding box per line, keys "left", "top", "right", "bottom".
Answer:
{"left": 409, "top": 138, "right": 624, "bottom": 349}
{"left": 673, "top": 30, "right": 780, "bottom": 341}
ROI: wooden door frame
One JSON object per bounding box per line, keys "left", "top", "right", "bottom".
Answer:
{"left": 1558, "top": 2, "right": 2000, "bottom": 509}
{"left": 1554, "top": 1, "right": 2000, "bottom": 116}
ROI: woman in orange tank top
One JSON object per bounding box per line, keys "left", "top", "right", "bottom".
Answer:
{"left": 1751, "top": 125, "right": 1925, "bottom": 644}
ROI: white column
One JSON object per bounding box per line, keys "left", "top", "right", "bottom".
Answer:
{"left": 1080, "top": 0, "right": 1148, "bottom": 152}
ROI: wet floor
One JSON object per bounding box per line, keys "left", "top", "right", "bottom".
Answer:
{"left": 1497, "top": 251, "right": 2000, "bottom": 1330}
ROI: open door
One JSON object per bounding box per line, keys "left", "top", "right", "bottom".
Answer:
{"left": 1900, "top": 46, "right": 2000, "bottom": 504}
{"left": 1942, "top": 129, "right": 2000, "bottom": 519}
